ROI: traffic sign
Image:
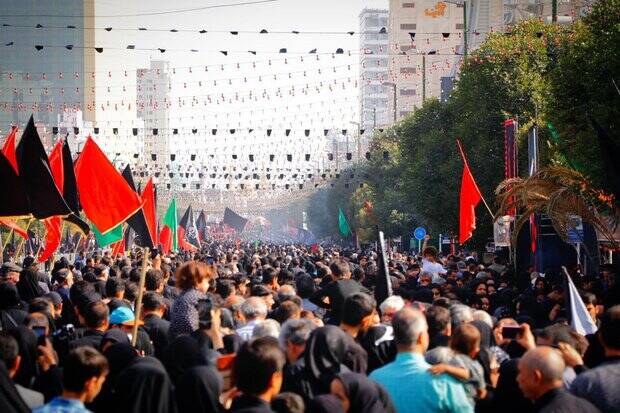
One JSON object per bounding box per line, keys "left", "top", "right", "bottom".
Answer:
{"left": 413, "top": 227, "right": 426, "bottom": 241}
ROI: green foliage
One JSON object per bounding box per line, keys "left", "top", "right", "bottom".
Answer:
{"left": 305, "top": 1, "right": 619, "bottom": 249}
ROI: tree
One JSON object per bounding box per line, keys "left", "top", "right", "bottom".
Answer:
{"left": 495, "top": 165, "right": 618, "bottom": 245}
{"left": 547, "top": 0, "right": 620, "bottom": 201}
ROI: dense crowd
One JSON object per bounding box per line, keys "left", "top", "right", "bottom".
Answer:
{"left": 0, "top": 240, "right": 619, "bottom": 413}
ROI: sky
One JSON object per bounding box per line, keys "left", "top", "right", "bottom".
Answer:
{"left": 91, "top": 0, "right": 388, "bottom": 130}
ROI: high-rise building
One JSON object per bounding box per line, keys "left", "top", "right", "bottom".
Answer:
{"left": 387, "top": 0, "right": 464, "bottom": 120}
{"left": 0, "top": 0, "right": 96, "bottom": 132}
{"left": 359, "top": 8, "right": 390, "bottom": 130}
{"left": 137, "top": 60, "right": 172, "bottom": 172}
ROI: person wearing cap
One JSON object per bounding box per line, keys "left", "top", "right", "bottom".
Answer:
{"left": 1, "top": 262, "right": 22, "bottom": 285}
{"left": 107, "top": 307, "right": 153, "bottom": 356}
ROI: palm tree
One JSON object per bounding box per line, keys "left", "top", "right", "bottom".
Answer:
{"left": 495, "top": 165, "right": 618, "bottom": 245}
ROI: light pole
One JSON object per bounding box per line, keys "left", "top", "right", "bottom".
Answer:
{"left": 444, "top": 0, "right": 467, "bottom": 57}
{"left": 417, "top": 49, "right": 436, "bottom": 103}
{"left": 349, "top": 121, "right": 361, "bottom": 160}
{"left": 422, "top": 55, "right": 426, "bottom": 102}
{"left": 382, "top": 81, "right": 397, "bottom": 123}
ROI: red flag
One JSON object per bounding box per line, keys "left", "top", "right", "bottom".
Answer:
{"left": 111, "top": 238, "right": 125, "bottom": 257}
{"left": 75, "top": 137, "right": 143, "bottom": 234}
{"left": 141, "top": 178, "right": 157, "bottom": 246}
{"left": 0, "top": 219, "right": 28, "bottom": 239}
{"left": 457, "top": 140, "right": 483, "bottom": 245}
{"left": 159, "top": 226, "right": 172, "bottom": 254}
{"left": 1, "top": 127, "right": 18, "bottom": 175}
{"left": 48, "top": 140, "right": 64, "bottom": 193}
{"left": 38, "top": 216, "right": 61, "bottom": 263}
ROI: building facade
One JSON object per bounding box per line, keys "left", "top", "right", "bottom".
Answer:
{"left": 385, "top": 0, "right": 592, "bottom": 123}
{"left": 387, "top": 0, "right": 464, "bottom": 120}
{"left": 359, "top": 8, "right": 390, "bottom": 130}
{"left": 0, "top": 0, "right": 96, "bottom": 133}
{"left": 136, "top": 60, "right": 172, "bottom": 176}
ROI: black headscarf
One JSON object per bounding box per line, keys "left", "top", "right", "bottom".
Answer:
{"left": 90, "top": 343, "right": 138, "bottom": 413}
{"left": 0, "top": 283, "right": 22, "bottom": 310}
{"left": 308, "top": 395, "right": 344, "bottom": 413}
{"left": 164, "top": 335, "right": 207, "bottom": 385}
{"left": 335, "top": 372, "right": 388, "bottom": 413}
{"left": 175, "top": 366, "right": 223, "bottom": 413}
{"left": 113, "top": 356, "right": 177, "bottom": 413}
{"left": 492, "top": 358, "right": 531, "bottom": 413}
{"left": 304, "top": 326, "right": 348, "bottom": 390}
{"left": 7, "top": 326, "right": 38, "bottom": 388}
{"left": 0, "top": 284, "right": 28, "bottom": 330}
{"left": 0, "top": 361, "right": 29, "bottom": 413}
{"left": 16, "top": 269, "right": 43, "bottom": 302}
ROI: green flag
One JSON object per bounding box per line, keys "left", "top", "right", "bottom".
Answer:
{"left": 91, "top": 223, "right": 123, "bottom": 247}
{"left": 161, "top": 199, "right": 178, "bottom": 252}
{"left": 338, "top": 208, "right": 351, "bottom": 237}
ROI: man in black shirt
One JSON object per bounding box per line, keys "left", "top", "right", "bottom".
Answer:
{"left": 341, "top": 293, "right": 396, "bottom": 373}
{"left": 517, "top": 347, "right": 600, "bottom": 413}
{"left": 309, "top": 258, "right": 369, "bottom": 325}
{"left": 69, "top": 300, "right": 109, "bottom": 351}
{"left": 141, "top": 292, "right": 170, "bottom": 360}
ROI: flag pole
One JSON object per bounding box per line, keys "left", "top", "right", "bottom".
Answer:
{"left": 0, "top": 232, "right": 4, "bottom": 264}
{"left": 15, "top": 219, "right": 34, "bottom": 260}
{"left": 2, "top": 229, "right": 14, "bottom": 250}
{"left": 73, "top": 233, "right": 83, "bottom": 255}
{"left": 131, "top": 247, "right": 149, "bottom": 347}
{"left": 456, "top": 139, "right": 495, "bottom": 219}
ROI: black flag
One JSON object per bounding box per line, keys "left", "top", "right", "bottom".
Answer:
{"left": 179, "top": 205, "right": 201, "bottom": 250}
{"left": 16, "top": 116, "right": 71, "bottom": 218}
{"left": 62, "top": 138, "right": 80, "bottom": 212}
{"left": 223, "top": 207, "right": 248, "bottom": 233}
{"left": 124, "top": 226, "right": 136, "bottom": 252}
{"left": 121, "top": 165, "right": 154, "bottom": 248}
{"left": 0, "top": 151, "right": 30, "bottom": 217}
{"left": 196, "top": 210, "right": 207, "bottom": 242}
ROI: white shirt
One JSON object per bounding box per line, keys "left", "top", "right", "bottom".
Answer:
{"left": 422, "top": 259, "right": 447, "bottom": 275}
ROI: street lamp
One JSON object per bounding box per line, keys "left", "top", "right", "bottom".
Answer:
{"left": 382, "top": 81, "right": 397, "bottom": 123}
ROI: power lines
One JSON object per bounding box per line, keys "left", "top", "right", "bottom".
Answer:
{"left": 0, "top": 0, "right": 278, "bottom": 18}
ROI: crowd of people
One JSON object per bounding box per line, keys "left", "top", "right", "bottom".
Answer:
{"left": 0, "top": 240, "right": 619, "bottom": 413}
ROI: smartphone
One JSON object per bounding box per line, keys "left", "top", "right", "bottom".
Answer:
{"left": 32, "top": 326, "right": 46, "bottom": 338}
{"left": 205, "top": 256, "right": 215, "bottom": 265}
{"left": 502, "top": 326, "right": 522, "bottom": 339}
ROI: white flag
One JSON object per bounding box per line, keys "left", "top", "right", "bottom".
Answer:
{"left": 562, "top": 266, "right": 598, "bottom": 336}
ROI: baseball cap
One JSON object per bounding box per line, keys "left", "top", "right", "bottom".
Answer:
{"left": 109, "top": 307, "right": 143, "bottom": 326}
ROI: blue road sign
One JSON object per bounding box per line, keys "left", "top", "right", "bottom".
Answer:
{"left": 413, "top": 227, "right": 426, "bottom": 241}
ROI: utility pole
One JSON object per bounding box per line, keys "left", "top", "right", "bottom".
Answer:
{"left": 422, "top": 55, "right": 426, "bottom": 102}
{"left": 382, "top": 82, "right": 397, "bottom": 123}
{"left": 392, "top": 84, "right": 397, "bottom": 123}
{"left": 463, "top": 1, "right": 468, "bottom": 57}
{"left": 552, "top": 0, "right": 558, "bottom": 22}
